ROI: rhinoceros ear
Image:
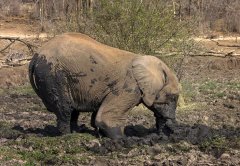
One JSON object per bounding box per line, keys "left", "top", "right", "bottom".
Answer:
{"left": 132, "top": 56, "right": 166, "bottom": 106}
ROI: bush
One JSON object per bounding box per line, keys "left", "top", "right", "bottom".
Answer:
{"left": 50, "top": 0, "right": 194, "bottom": 55}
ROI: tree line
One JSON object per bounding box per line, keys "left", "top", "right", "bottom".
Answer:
{"left": 0, "top": 0, "right": 239, "bottom": 34}
{"left": 0, "top": 0, "right": 239, "bottom": 56}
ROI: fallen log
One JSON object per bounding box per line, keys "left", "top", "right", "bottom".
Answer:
{"left": 156, "top": 51, "right": 240, "bottom": 58}
{"left": 189, "top": 50, "right": 240, "bottom": 58}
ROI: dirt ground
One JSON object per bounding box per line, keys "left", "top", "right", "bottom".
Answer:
{"left": 0, "top": 18, "right": 239, "bottom": 165}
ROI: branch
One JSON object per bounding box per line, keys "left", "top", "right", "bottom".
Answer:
{"left": 189, "top": 51, "right": 240, "bottom": 57}
{"left": 158, "top": 50, "right": 240, "bottom": 58}
{"left": 0, "top": 39, "right": 16, "bottom": 53}
{"left": 0, "top": 37, "right": 37, "bottom": 54}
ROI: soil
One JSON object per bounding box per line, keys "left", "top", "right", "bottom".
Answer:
{"left": 0, "top": 18, "right": 239, "bottom": 165}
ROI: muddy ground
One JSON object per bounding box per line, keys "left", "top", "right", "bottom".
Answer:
{"left": 0, "top": 19, "right": 240, "bottom": 166}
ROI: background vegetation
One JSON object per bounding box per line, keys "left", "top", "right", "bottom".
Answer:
{"left": 0, "top": 0, "right": 239, "bottom": 55}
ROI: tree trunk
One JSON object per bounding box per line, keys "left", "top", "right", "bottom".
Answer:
{"left": 76, "top": 0, "right": 81, "bottom": 32}
{"left": 39, "top": 0, "right": 45, "bottom": 31}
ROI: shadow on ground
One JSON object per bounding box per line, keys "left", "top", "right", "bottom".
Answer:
{"left": 10, "top": 121, "right": 240, "bottom": 156}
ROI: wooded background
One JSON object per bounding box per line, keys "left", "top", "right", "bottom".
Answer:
{"left": 1, "top": 0, "right": 239, "bottom": 33}
{"left": 0, "top": 0, "right": 239, "bottom": 55}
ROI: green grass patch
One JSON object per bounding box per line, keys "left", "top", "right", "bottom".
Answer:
{"left": 0, "top": 85, "right": 36, "bottom": 96}
{"left": 0, "top": 88, "right": 4, "bottom": 95}
{"left": 4, "top": 133, "right": 95, "bottom": 165}
{"left": 197, "top": 80, "right": 239, "bottom": 99}
{"left": 181, "top": 81, "right": 198, "bottom": 101}
{"left": 198, "top": 135, "right": 239, "bottom": 157}
{"left": 227, "top": 82, "right": 240, "bottom": 90}
{"left": 215, "top": 92, "right": 225, "bottom": 98}
{"left": 182, "top": 80, "right": 240, "bottom": 100}
{"left": 0, "top": 121, "right": 22, "bottom": 139}
{"left": 199, "top": 80, "right": 240, "bottom": 93}
{"left": 0, "top": 147, "right": 22, "bottom": 162}
{"left": 180, "top": 79, "right": 240, "bottom": 109}
{"left": 199, "top": 80, "right": 218, "bottom": 94}
{"left": 9, "top": 85, "right": 35, "bottom": 96}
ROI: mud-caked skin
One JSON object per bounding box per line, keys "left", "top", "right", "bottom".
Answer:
{"left": 29, "top": 33, "right": 179, "bottom": 139}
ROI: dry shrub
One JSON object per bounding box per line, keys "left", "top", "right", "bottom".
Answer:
{"left": 48, "top": 0, "right": 193, "bottom": 55}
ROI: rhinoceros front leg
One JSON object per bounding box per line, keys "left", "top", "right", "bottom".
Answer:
{"left": 95, "top": 91, "right": 141, "bottom": 139}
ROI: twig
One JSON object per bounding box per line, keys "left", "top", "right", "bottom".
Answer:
{"left": 0, "top": 37, "right": 37, "bottom": 54}
{"left": 0, "top": 39, "right": 16, "bottom": 53}
{"left": 196, "top": 162, "right": 217, "bottom": 166}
